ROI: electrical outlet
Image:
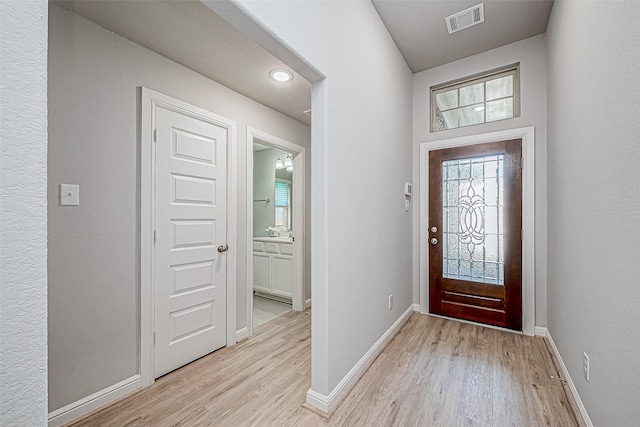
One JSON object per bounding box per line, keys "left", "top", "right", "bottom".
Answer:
{"left": 583, "top": 352, "right": 590, "bottom": 382}
{"left": 388, "top": 295, "right": 393, "bottom": 310}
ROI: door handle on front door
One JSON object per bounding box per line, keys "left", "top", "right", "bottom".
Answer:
{"left": 430, "top": 238, "right": 438, "bottom": 245}
{"left": 217, "top": 245, "right": 229, "bottom": 253}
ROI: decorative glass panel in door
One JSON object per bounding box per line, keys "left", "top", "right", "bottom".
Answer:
{"left": 442, "top": 155, "right": 504, "bottom": 285}
{"left": 429, "top": 139, "right": 522, "bottom": 330}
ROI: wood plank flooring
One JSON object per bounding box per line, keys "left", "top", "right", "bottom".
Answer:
{"left": 70, "top": 310, "right": 579, "bottom": 427}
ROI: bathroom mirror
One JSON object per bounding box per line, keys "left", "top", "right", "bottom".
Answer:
{"left": 274, "top": 157, "right": 292, "bottom": 230}
{"left": 253, "top": 143, "right": 294, "bottom": 238}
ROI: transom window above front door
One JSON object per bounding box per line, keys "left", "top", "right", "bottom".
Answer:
{"left": 431, "top": 65, "right": 520, "bottom": 132}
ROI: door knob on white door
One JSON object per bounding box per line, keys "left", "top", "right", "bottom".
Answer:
{"left": 430, "top": 238, "right": 438, "bottom": 245}
{"left": 217, "top": 245, "right": 229, "bottom": 253}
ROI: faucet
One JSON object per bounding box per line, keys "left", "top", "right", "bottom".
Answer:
{"left": 265, "top": 226, "right": 279, "bottom": 237}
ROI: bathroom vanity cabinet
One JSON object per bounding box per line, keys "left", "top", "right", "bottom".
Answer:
{"left": 252, "top": 237, "right": 293, "bottom": 302}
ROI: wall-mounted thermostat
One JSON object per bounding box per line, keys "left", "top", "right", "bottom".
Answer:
{"left": 404, "top": 183, "right": 413, "bottom": 197}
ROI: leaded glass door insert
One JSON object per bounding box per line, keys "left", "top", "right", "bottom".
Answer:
{"left": 429, "top": 139, "right": 522, "bottom": 331}
{"left": 442, "top": 155, "right": 504, "bottom": 285}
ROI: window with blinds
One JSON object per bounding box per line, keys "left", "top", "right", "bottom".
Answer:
{"left": 274, "top": 180, "right": 291, "bottom": 229}
{"left": 275, "top": 181, "right": 290, "bottom": 207}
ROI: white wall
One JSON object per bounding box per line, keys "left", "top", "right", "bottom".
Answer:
{"left": 412, "top": 35, "right": 548, "bottom": 326}
{"left": 235, "top": 0, "right": 413, "bottom": 396}
{"left": 48, "top": 4, "right": 310, "bottom": 411}
{"left": 0, "top": 0, "right": 49, "bottom": 424}
{"left": 546, "top": 1, "right": 640, "bottom": 424}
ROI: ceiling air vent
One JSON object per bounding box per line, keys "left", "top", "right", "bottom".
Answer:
{"left": 446, "top": 3, "right": 484, "bottom": 35}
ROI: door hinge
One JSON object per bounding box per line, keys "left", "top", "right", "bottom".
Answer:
{"left": 153, "top": 331, "right": 156, "bottom": 345}
{"left": 153, "top": 229, "right": 156, "bottom": 244}
{"left": 520, "top": 157, "right": 525, "bottom": 169}
{"left": 153, "top": 129, "right": 157, "bottom": 143}
{"left": 521, "top": 229, "right": 524, "bottom": 241}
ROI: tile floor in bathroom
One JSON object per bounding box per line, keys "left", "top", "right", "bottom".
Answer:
{"left": 252, "top": 294, "right": 292, "bottom": 327}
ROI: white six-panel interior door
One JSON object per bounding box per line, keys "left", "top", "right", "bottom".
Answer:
{"left": 153, "top": 104, "right": 228, "bottom": 378}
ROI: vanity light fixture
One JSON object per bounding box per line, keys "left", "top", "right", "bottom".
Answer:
{"left": 276, "top": 154, "right": 293, "bottom": 171}
{"left": 269, "top": 69, "right": 293, "bottom": 82}
{"left": 275, "top": 156, "right": 285, "bottom": 169}
{"left": 284, "top": 154, "right": 293, "bottom": 169}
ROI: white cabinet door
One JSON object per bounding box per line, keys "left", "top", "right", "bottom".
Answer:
{"left": 252, "top": 253, "right": 271, "bottom": 294}
{"left": 272, "top": 255, "right": 293, "bottom": 298}
{"left": 154, "top": 105, "right": 227, "bottom": 378}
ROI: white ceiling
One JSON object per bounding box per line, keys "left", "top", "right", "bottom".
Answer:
{"left": 54, "top": 0, "right": 312, "bottom": 126}
{"left": 372, "top": 0, "right": 554, "bottom": 72}
{"left": 54, "top": 1, "right": 553, "bottom": 126}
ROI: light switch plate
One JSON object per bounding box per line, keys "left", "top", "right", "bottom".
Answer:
{"left": 60, "top": 184, "right": 79, "bottom": 206}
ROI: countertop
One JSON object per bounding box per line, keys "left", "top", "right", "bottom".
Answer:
{"left": 253, "top": 236, "right": 293, "bottom": 243}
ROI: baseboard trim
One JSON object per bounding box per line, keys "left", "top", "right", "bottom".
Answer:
{"left": 254, "top": 290, "right": 292, "bottom": 305}
{"left": 236, "top": 326, "right": 249, "bottom": 342}
{"left": 305, "top": 389, "right": 331, "bottom": 415}
{"left": 305, "top": 298, "right": 312, "bottom": 309}
{"left": 305, "top": 304, "right": 414, "bottom": 415}
{"left": 543, "top": 328, "right": 593, "bottom": 427}
{"left": 412, "top": 303, "right": 420, "bottom": 312}
{"left": 48, "top": 375, "right": 141, "bottom": 427}
{"left": 534, "top": 326, "right": 547, "bottom": 337}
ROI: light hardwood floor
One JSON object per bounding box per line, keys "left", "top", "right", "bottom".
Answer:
{"left": 70, "top": 310, "right": 579, "bottom": 426}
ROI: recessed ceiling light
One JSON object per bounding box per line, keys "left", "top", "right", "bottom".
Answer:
{"left": 474, "top": 105, "right": 485, "bottom": 112}
{"left": 270, "top": 69, "right": 293, "bottom": 82}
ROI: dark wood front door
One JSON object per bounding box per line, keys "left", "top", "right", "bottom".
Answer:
{"left": 429, "top": 139, "right": 522, "bottom": 330}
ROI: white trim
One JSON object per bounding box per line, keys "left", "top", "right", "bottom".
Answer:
{"left": 413, "top": 303, "right": 420, "bottom": 312}
{"left": 419, "top": 126, "right": 536, "bottom": 336}
{"left": 534, "top": 326, "right": 547, "bottom": 337}
{"left": 305, "top": 298, "right": 312, "bottom": 309}
{"left": 140, "top": 87, "right": 238, "bottom": 387}
{"left": 48, "top": 375, "right": 141, "bottom": 427}
{"left": 545, "top": 329, "right": 594, "bottom": 427}
{"left": 246, "top": 127, "right": 306, "bottom": 340}
{"left": 236, "top": 327, "right": 249, "bottom": 342}
{"left": 305, "top": 305, "right": 414, "bottom": 415}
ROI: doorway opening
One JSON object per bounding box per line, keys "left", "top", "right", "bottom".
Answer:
{"left": 428, "top": 139, "right": 522, "bottom": 330}
{"left": 246, "top": 128, "right": 307, "bottom": 338}
{"left": 140, "top": 87, "right": 238, "bottom": 385}
{"left": 419, "top": 127, "right": 536, "bottom": 336}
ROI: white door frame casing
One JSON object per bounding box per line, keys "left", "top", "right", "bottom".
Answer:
{"left": 140, "top": 87, "right": 237, "bottom": 387}
{"left": 246, "top": 127, "right": 306, "bottom": 338}
{"left": 419, "top": 126, "right": 536, "bottom": 336}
